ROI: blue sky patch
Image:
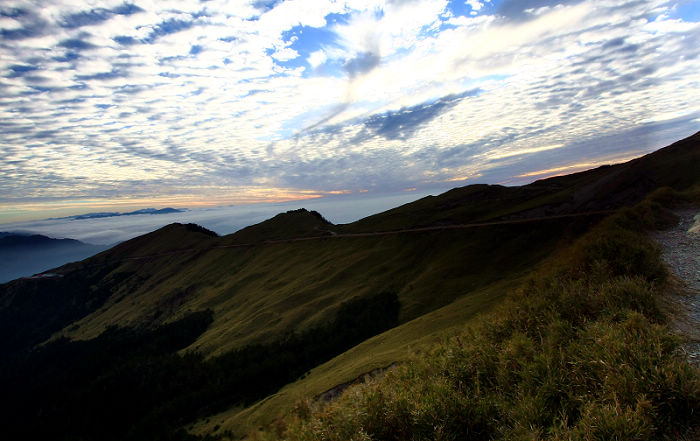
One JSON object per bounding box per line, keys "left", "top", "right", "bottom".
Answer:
{"left": 58, "top": 38, "right": 97, "bottom": 51}
{"left": 60, "top": 3, "right": 144, "bottom": 29}
{"left": 273, "top": 13, "right": 348, "bottom": 73}
{"left": 670, "top": 1, "right": 700, "bottom": 22}
{"left": 446, "top": 0, "right": 471, "bottom": 18}
{"left": 145, "top": 18, "right": 196, "bottom": 43}
{"left": 53, "top": 51, "right": 81, "bottom": 63}
{"left": 114, "top": 35, "right": 139, "bottom": 46}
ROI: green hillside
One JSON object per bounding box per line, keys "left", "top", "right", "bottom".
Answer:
{"left": 51, "top": 211, "right": 591, "bottom": 356}
{"left": 273, "top": 192, "right": 700, "bottom": 441}
{"left": 0, "top": 131, "right": 698, "bottom": 440}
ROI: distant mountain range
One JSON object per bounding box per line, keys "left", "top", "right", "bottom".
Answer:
{"left": 0, "top": 232, "right": 83, "bottom": 248}
{"left": 52, "top": 207, "right": 185, "bottom": 220}
{"left": 0, "top": 233, "right": 108, "bottom": 283}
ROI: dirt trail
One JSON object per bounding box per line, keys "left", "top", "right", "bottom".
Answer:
{"left": 651, "top": 208, "right": 700, "bottom": 365}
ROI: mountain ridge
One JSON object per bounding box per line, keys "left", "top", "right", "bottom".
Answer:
{"left": 342, "top": 131, "right": 700, "bottom": 233}
{"left": 0, "top": 233, "right": 108, "bottom": 283}
{"left": 13, "top": 131, "right": 696, "bottom": 350}
{"left": 0, "top": 131, "right": 698, "bottom": 440}
{"left": 49, "top": 207, "right": 185, "bottom": 221}
{"left": 0, "top": 233, "right": 83, "bottom": 248}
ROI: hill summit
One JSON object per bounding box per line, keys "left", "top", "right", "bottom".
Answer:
{"left": 223, "top": 208, "right": 334, "bottom": 244}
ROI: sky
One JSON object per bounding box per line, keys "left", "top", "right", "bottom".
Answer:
{"left": 1, "top": 0, "right": 699, "bottom": 224}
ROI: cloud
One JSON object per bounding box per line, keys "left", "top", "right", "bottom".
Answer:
{"left": 497, "top": 0, "right": 584, "bottom": 21}
{"left": 0, "top": 190, "right": 439, "bottom": 244}
{"left": 344, "top": 51, "right": 381, "bottom": 78}
{"left": 466, "top": 1, "right": 485, "bottom": 13}
{"left": 253, "top": 0, "right": 286, "bottom": 13}
{"left": 0, "top": 6, "right": 48, "bottom": 40}
{"left": 60, "top": 3, "right": 144, "bottom": 29}
{"left": 354, "top": 89, "right": 482, "bottom": 141}
{"left": 308, "top": 49, "right": 327, "bottom": 68}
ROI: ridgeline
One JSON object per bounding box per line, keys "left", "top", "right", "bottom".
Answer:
{"left": 0, "top": 131, "right": 698, "bottom": 440}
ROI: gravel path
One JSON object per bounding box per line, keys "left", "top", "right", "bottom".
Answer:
{"left": 650, "top": 208, "right": 700, "bottom": 365}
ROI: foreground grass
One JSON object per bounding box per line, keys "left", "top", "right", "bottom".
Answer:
{"left": 267, "top": 194, "right": 700, "bottom": 441}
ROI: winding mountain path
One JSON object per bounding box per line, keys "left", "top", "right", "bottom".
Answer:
{"left": 651, "top": 208, "right": 700, "bottom": 366}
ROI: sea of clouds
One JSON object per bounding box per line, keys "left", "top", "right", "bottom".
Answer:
{"left": 0, "top": 192, "right": 436, "bottom": 245}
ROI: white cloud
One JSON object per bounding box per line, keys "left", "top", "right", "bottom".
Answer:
{"left": 308, "top": 49, "right": 328, "bottom": 68}
{"left": 466, "top": 0, "right": 484, "bottom": 12}
{"left": 333, "top": 0, "right": 448, "bottom": 59}
{"left": 487, "top": 144, "right": 565, "bottom": 160}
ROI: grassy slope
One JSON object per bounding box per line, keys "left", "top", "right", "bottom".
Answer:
{"left": 271, "top": 191, "right": 700, "bottom": 441}
{"left": 33, "top": 202, "right": 597, "bottom": 439}
{"left": 58, "top": 215, "right": 589, "bottom": 356}
{"left": 189, "top": 277, "right": 521, "bottom": 437}
{"left": 56, "top": 131, "right": 699, "bottom": 353}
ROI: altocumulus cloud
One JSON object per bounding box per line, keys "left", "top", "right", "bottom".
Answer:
{"left": 0, "top": 0, "right": 699, "bottom": 223}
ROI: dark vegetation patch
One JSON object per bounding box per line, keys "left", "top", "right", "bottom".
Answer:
{"left": 0, "top": 263, "right": 122, "bottom": 354}
{"left": 184, "top": 223, "right": 219, "bottom": 237}
{"left": 0, "top": 292, "right": 399, "bottom": 441}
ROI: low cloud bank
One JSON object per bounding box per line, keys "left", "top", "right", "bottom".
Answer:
{"left": 0, "top": 192, "right": 436, "bottom": 245}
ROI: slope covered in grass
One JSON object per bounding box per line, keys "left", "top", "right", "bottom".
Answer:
{"left": 272, "top": 192, "right": 700, "bottom": 441}
{"left": 55, "top": 215, "right": 586, "bottom": 355}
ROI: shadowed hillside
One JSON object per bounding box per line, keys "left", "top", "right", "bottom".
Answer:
{"left": 272, "top": 190, "right": 700, "bottom": 441}
{"left": 221, "top": 208, "right": 334, "bottom": 244}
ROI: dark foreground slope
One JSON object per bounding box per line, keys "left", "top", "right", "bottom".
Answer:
{"left": 0, "top": 131, "right": 698, "bottom": 440}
